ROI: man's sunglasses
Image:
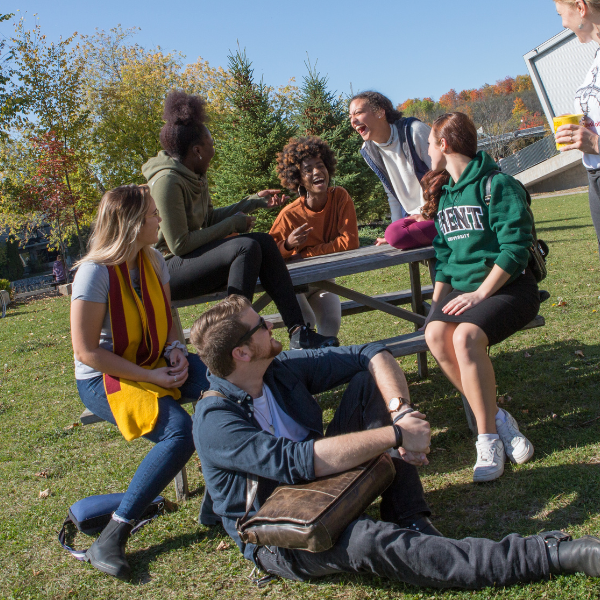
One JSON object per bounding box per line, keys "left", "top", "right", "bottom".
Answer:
{"left": 235, "top": 316, "right": 269, "bottom": 347}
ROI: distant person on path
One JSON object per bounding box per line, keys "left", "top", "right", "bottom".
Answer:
{"left": 349, "top": 91, "right": 437, "bottom": 250}
{"left": 190, "top": 295, "right": 600, "bottom": 589}
{"left": 52, "top": 254, "right": 66, "bottom": 284}
{"left": 423, "top": 112, "right": 538, "bottom": 483}
{"left": 554, "top": 0, "right": 600, "bottom": 259}
{"left": 270, "top": 136, "right": 360, "bottom": 337}
{"left": 70, "top": 185, "right": 209, "bottom": 580}
{"left": 142, "top": 90, "right": 338, "bottom": 351}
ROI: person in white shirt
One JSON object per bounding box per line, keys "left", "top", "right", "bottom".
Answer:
{"left": 554, "top": 0, "right": 600, "bottom": 259}
{"left": 349, "top": 91, "right": 437, "bottom": 249}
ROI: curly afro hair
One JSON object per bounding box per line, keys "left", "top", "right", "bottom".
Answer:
{"left": 159, "top": 90, "right": 210, "bottom": 159}
{"left": 276, "top": 136, "right": 337, "bottom": 192}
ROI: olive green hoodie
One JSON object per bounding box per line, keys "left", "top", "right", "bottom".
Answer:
{"left": 433, "top": 151, "right": 533, "bottom": 292}
{"left": 142, "top": 151, "right": 268, "bottom": 259}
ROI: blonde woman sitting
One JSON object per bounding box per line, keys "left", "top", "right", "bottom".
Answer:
{"left": 70, "top": 185, "right": 208, "bottom": 580}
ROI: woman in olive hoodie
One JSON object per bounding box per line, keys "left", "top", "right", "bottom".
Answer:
{"left": 423, "top": 112, "right": 539, "bottom": 483}
{"left": 142, "top": 91, "right": 338, "bottom": 350}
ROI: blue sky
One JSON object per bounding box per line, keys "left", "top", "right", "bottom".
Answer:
{"left": 4, "top": 0, "right": 566, "bottom": 103}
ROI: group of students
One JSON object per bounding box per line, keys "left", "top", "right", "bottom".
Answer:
{"left": 69, "top": 0, "right": 600, "bottom": 584}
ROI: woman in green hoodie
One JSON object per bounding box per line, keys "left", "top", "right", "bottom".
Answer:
{"left": 142, "top": 91, "right": 338, "bottom": 351}
{"left": 423, "top": 112, "right": 539, "bottom": 483}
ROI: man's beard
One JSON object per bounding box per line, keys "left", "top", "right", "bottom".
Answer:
{"left": 249, "top": 337, "right": 282, "bottom": 361}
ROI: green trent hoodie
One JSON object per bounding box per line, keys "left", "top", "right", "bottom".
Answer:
{"left": 433, "top": 152, "right": 533, "bottom": 292}
{"left": 142, "top": 151, "right": 268, "bottom": 259}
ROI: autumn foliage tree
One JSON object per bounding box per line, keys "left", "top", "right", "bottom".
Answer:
{"left": 16, "top": 132, "right": 86, "bottom": 255}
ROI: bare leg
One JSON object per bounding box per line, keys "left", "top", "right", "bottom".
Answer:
{"left": 425, "top": 321, "right": 464, "bottom": 393}
{"left": 452, "top": 323, "right": 497, "bottom": 434}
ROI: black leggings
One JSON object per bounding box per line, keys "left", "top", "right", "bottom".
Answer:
{"left": 166, "top": 232, "right": 304, "bottom": 329}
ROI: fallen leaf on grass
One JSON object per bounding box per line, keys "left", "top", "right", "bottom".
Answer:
{"left": 521, "top": 409, "right": 529, "bottom": 414}
{"left": 567, "top": 367, "right": 579, "bottom": 371}
{"left": 163, "top": 498, "right": 178, "bottom": 512}
{"left": 35, "top": 470, "right": 49, "bottom": 478}
{"left": 216, "top": 541, "right": 230, "bottom": 551}
{"left": 557, "top": 300, "right": 567, "bottom": 307}
{"left": 64, "top": 423, "right": 80, "bottom": 431}
{"left": 39, "top": 488, "right": 51, "bottom": 499}
{"left": 552, "top": 413, "right": 558, "bottom": 419}
{"left": 575, "top": 350, "right": 585, "bottom": 357}
{"left": 524, "top": 352, "right": 532, "bottom": 358}
{"left": 498, "top": 395, "right": 512, "bottom": 404}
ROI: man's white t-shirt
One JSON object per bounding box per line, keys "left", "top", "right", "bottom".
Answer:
{"left": 575, "top": 47, "right": 600, "bottom": 170}
{"left": 373, "top": 121, "right": 432, "bottom": 216}
{"left": 252, "top": 384, "right": 310, "bottom": 441}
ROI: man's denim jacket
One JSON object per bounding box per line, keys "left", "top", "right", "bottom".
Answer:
{"left": 193, "top": 342, "right": 388, "bottom": 561}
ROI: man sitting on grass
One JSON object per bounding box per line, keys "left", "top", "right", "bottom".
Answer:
{"left": 190, "top": 295, "right": 600, "bottom": 589}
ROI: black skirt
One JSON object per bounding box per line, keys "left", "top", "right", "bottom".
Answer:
{"left": 428, "top": 268, "right": 540, "bottom": 346}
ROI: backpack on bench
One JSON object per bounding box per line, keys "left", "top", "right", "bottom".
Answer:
{"left": 484, "top": 170, "right": 549, "bottom": 283}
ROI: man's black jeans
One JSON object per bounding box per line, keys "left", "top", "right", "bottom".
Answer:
{"left": 256, "top": 371, "right": 551, "bottom": 589}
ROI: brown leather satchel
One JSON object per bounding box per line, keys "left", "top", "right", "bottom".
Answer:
{"left": 237, "top": 453, "right": 396, "bottom": 553}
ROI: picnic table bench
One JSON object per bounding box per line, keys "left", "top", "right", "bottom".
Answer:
{"left": 79, "top": 243, "right": 546, "bottom": 501}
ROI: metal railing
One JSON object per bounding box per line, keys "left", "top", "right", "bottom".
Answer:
{"left": 498, "top": 136, "right": 559, "bottom": 176}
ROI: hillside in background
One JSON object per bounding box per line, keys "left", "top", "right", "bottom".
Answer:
{"left": 398, "top": 75, "right": 548, "bottom": 159}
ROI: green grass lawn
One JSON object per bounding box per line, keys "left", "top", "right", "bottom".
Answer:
{"left": 1, "top": 192, "right": 599, "bottom": 599}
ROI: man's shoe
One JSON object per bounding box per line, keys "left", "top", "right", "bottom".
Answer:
{"left": 473, "top": 438, "right": 505, "bottom": 482}
{"left": 544, "top": 531, "right": 600, "bottom": 576}
{"left": 398, "top": 515, "right": 444, "bottom": 537}
{"left": 496, "top": 409, "right": 534, "bottom": 464}
{"left": 85, "top": 518, "right": 133, "bottom": 581}
{"left": 289, "top": 325, "right": 339, "bottom": 350}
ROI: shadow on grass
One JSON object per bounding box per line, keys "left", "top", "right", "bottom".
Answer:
{"left": 427, "top": 462, "right": 600, "bottom": 540}
{"left": 128, "top": 526, "right": 227, "bottom": 584}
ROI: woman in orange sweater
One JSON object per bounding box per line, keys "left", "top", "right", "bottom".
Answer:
{"left": 270, "top": 137, "right": 359, "bottom": 337}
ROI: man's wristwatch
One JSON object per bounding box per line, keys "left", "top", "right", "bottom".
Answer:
{"left": 387, "top": 397, "right": 410, "bottom": 413}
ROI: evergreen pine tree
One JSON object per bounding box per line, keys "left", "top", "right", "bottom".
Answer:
{"left": 212, "top": 49, "right": 296, "bottom": 232}
{"left": 295, "top": 64, "right": 386, "bottom": 222}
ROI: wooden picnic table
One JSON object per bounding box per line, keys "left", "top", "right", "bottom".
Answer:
{"left": 173, "top": 244, "right": 438, "bottom": 378}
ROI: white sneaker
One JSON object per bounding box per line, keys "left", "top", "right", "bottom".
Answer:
{"left": 496, "top": 409, "right": 534, "bottom": 464}
{"left": 473, "top": 438, "right": 505, "bottom": 482}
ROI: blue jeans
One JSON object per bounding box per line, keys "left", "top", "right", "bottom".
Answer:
{"left": 76, "top": 354, "right": 208, "bottom": 521}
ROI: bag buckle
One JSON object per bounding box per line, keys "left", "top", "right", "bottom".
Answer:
{"left": 249, "top": 566, "right": 276, "bottom": 588}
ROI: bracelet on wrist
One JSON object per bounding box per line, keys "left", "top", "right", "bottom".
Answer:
{"left": 392, "top": 424, "right": 403, "bottom": 450}
{"left": 164, "top": 340, "right": 188, "bottom": 361}
{"left": 393, "top": 408, "right": 415, "bottom": 425}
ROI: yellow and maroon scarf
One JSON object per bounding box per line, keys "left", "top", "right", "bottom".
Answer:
{"left": 104, "top": 251, "right": 180, "bottom": 441}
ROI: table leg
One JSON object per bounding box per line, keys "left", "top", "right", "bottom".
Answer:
{"left": 170, "top": 305, "right": 187, "bottom": 345}
{"left": 252, "top": 293, "right": 272, "bottom": 314}
{"left": 427, "top": 257, "right": 437, "bottom": 285}
{"left": 409, "top": 261, "right": 428, "bottom": 379}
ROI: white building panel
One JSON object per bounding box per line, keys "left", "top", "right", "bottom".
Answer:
{"left": 524, "top": 30, "right": 598, "bottom": 125}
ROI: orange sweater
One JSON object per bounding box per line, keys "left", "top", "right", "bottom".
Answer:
{"left": 269, "top": 187, "right": 360, "bottom": 259}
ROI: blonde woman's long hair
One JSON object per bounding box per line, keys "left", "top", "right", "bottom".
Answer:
{"left": 555, "top": 0, "right": 600, "bottom": 11}
{"left": 76, "top": 185, "right": 162, "bottom": 277}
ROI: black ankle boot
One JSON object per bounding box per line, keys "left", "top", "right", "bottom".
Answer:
{"left": 397, "top": 515, "right": 444, "bottom": 537}
{"left": 85, "top": 518, "right": 133, "bottom": 581}
{"left": 543, "top": 531, "right": 600, "bottom": 577}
